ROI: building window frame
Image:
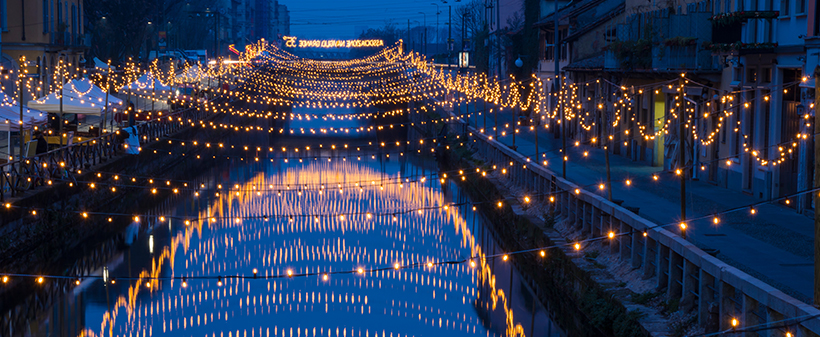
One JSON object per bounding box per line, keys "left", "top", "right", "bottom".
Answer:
{"left": 1, "top": 0, "right": 7, "bottom": 32}
{"left": 43, "top": 0, "right": 48, "bottom": 33}
{"left": 796, "top": 0, "right": 807, "bottom": 15}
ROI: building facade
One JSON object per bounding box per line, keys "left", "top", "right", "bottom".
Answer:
{"left": 543, "top": 0, "right": 818, "bottom": 213}
{"left": 1, "top": 0, "right": 87, "bottom": 91}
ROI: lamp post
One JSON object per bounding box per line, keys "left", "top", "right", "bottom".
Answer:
{"left": 555, "top": 0, "right": 567, "bottom": 179}
{"left": 418, "top": 12, "right": 427, "bottom": 56}
{"left": 431, "top": 3, "right": 440, "bottom": 57}
{"left": 461, "top": 11, "right": 471, "bottom": 66}
{"left": 442, "top": 0, "right": 462, "bottom": 67}
{"left": 17, "top": 56, "right": 25, "bottom": 159}
{"left": 412, "top": 20, "right": 422, "bottom": 52}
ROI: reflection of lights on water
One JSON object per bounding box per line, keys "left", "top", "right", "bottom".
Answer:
{"left": 82, "top": 159, "right": 529, "bottom": 337}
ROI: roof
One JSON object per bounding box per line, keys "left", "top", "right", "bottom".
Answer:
{"left": 563, "top": 53, "right": 605, "bottom": 71}
{"left": 563, "top": 3, "right": 625, "bottom": 42}
{"left": 533, "top": 0, "right": 600, "bottom": 28}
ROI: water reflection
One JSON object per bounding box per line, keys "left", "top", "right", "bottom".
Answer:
{"left": 28, "top": 111, "right": 561, "bottom": 337}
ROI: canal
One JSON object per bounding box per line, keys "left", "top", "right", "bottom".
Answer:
{"left": 23, "top": 107, "right": 563, "bottom": 337}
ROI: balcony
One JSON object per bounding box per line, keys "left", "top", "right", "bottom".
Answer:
{"left": 50, "top": 32, "right": 91, "bottom": 48}
{"left": 652, "top": 44, "right": 718, "bottom": 71}
{"left": 602, "top": 42, "right": 719, "bottom": 71}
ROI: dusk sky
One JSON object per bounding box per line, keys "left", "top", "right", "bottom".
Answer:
{"left": 287, "top": 0, "right": 452, "bottom": 39}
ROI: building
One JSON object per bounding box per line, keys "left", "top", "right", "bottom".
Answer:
{"left": 542, "top": 0, "right": 816, "bottom": 213}
{"left": 486, "top": 0, "right": 524, "bottom": 78}
{"left": 0, "top": 0, "right": 87, "bottom": 91}
{"left": 276, "top": 4, "right": 290, "bottom": 37}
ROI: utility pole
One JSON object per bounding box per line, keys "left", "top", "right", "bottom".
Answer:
{"left": 18, "top": 57, "right": 25, "bottom": 159}
{"left": 432, "top": 3, "right": 440, "bottom": 57}
{"left": 448, "top": 5, "right": 453, "bottom": 67}
{"left": 496, "top": 0, "right": 501, "bottom": 77}
{"left": 100, "top": 62, "right": 111, "bottom": 132}
{"left": 556, "top": 0, "right": 566, "bottom": 179}
{"left": 58, "top": 57, "right": 64, "bottom": 146}
{"left": 679, "top": 75, "right": 686, "bottom": 239}
{"left": 419, "top": 12, "right": 427, "bottom": 55}
{"left": 813, "top": 65, "right": 820, "bottom": 305}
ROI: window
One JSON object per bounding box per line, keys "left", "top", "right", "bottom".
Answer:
{"left": 605, "top": 28, "right": 616, "bottom": 42}
{"left": 57, "top": 1, "right": 61, "bottom": 25}
{"left": 747, "top": 67, "right": 757, "bottom": 83}
{"left": 797, "top": 0, "right": 806, "bottom": 14}
{"left": 715, "top": 0, "right": 722, "bottom": 14}
{"left": 545, "top": 33, "right": 554, "bottom": 61}
{"left": 762, "top": 68, "right": 771, "bottom": 82}
{"left": 43, "top": 0, "right": 48, "bottom": 33}
{"left": 71, "top": 4, "right": 76, "bottom": 43}
{"left": 780, "top": 0, "right": 789, "bottom": 15}
{"left": 1, "top": 0, "right": 6, "bottom": 31}
{"left": 559, "top": 28, "right": 568, "bottom": 61}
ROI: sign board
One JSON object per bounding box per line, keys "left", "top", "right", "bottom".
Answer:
{"left": 283, "top": 36, "right": 384, "bottom": 48}
{"left": 459, "top": 52, "right": 470, "bottom": 68}
{"left": 158, "top": 31, "right": 167, "bottom": 51}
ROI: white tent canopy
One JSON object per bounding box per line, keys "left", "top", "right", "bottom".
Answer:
{"left": 94, "top": 58, "right": 109, "bottom": 71}
{"left": 28, "top": 89, "right": 104, "bottom": 115}
{"left": 66, "top": 78, "right": 123, "bottom": 107}
{"left": 0, "top": 92, "right": 47, "bottom": 131}
{"left": 175, "top": 65, "right": 203, "bottom": 84}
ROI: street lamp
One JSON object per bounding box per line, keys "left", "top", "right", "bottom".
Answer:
{"left": 431, "top": 3, "right": 440, "bottom": 57}
{"left": 418, "top": 12, "right": 427, "bottom": 56}
{"left": 442, "top": 0, "right": 462, "bottom": 67}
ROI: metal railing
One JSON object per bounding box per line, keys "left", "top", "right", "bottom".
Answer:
{"left": 462, "top": 121, "right": 820, "bottom": 336}
{"left": 0, "top": 106, "right": 208, "bottom": 202}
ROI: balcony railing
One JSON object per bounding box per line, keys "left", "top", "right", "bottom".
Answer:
{"left": 603, "top": 44, "right": 718, "bottom": 71}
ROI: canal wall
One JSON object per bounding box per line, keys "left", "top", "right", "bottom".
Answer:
{"left": 429, "top": 112, "right": 820, "bottom": 336}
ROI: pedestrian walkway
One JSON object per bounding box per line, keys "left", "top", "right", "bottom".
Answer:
{"left": 462, "top": 106, "right": 815, "bottom": 303}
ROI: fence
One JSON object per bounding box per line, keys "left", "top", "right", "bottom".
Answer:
{"left": 0, "top": 105, "right": 209, "bottom": 202}
{"left": 464, "top": 121, "right": 820, "bottom": 336}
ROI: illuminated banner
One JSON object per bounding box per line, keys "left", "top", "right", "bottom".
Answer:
{"left": 283, "top": 36, "right": 384, "bottom": 48}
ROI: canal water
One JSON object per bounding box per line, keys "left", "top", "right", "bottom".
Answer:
{"left": 25, "top": 108, "right": 563, "bottom": 337}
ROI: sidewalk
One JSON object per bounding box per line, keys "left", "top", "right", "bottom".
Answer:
{"left": 463, "top": 107, "right": 815, "bottom": 303}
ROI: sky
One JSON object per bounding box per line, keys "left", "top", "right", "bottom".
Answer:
{"left": 285, "top": 0, "right": 456, "bottom": 39}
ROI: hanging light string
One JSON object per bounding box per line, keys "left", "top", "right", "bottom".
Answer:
{"left": 684, "top": 313, "right": 820, "bottom": 337}
{"left": 7, "top": 180, "right": 820, "bottom": 286}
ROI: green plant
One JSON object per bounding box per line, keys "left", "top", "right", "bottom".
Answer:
{"left": 709, "top": 10, "right": 779, "bottom": 26}
{"left": 584, "top": 250, "right": 601, "bottom": 259}
{"left": 663, "top": 37, "right": 697, "bottom": 47}
{"left": 608, "top": 39, "right": 653, "bottom": 69}
{"left": 663, "top": 298, "right": 680, "bottom": 313}
{"left": 630, "top": 291, "right": 662, "bottom": 304}
{"left": 671, "top": 315, "right": 698, "bottom": 337}
{"left": 543, "top": 211, "right": 557, "bottom": 228}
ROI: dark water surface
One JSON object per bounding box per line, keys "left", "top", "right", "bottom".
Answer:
{"left": 27, "top": 108, "right": 563, "bottom": 337}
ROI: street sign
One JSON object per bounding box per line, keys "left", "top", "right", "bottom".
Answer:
{"left": 459, "top": 52, "right": 469, "bottom": 68}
